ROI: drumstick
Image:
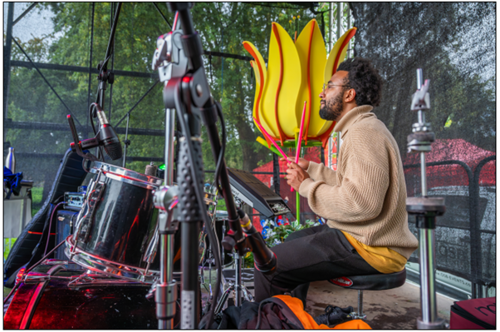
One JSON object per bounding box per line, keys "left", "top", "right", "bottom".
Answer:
{"left": 295, "top": 101, "right": 307, "bottom": 164}
{"left": 253, "top": 117, "right": 289, "bottom": 162}
{"left": 290, "top": 101, "right": 307, "bottom": 193}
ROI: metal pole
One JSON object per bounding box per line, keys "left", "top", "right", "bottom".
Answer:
{"left": 416, "top": 69, "right": 428, "bottom": 197}
{"left": 336, "top": 2, "right": 342, "bottom": 39}
{"left": 4, "top": 3, "right": 15, "bottom": 122}
{"left": 407, "top": 68, "right": 445, "bottom": 329}
{"left": 347, "top": 5, "right": 351, "bottom": 58}
{"left": 108, "top": 2, "right": 115, "bottom": 121}
{"left": 328, "top": 2, "right": 332, "bottom": 51}
{"left": 86, "top": 3, "right": 95, "bottom": 138}
{"left": 234, "top": 253, "right": 242, "bottom": 307}
{"left": 12, "top": 3, "right": 37, "bottom": 27}
{"left": 158, "top": 106, "right": 177, "bottom": 329}
{"left": 165, "top": 108, "right": 176, "bottom": 185}
{"left": 419, "top": 227, "right": 437, "bottom": 323}
{"left": 122, "top": 113, "right": 130, "bottom": 168}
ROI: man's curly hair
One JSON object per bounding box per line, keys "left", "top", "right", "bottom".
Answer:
{"left": 337, "top": 57, "right": 383, "bottom": 107}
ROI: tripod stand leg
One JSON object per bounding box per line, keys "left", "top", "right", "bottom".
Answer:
{"left": 214, "top": 285, "right": 234, "bottom": 315}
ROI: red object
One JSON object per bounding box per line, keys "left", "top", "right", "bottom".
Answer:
{"left": 404, "top": 139, "right": 496, "bottom": 190}
{"left": 254, "top": 118, "right": 289, "bottom": 161}
{"left": 272, "top": 23, "right": 287, "bottom": 144}
{"left": 329, "top": 276, "right": 353, "bottom": 287}
{"left": 27, "top": 231, "right": 56, "bottom": 235}
{"left": 304, "top": 24, "right": 314, "bottom": 143}
{"left": 450, "top": 297, "right": 495, "bottom": 329}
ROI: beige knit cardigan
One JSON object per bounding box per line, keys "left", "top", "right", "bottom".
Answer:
{"left": 299, "top": 105, "right": 418, "bottom": 259}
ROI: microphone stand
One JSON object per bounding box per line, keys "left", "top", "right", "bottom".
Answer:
{"left": 159, "top": 4, "right": 247, "bottom": 329}
{"left": 155, "top": 4, "right": 277, "bottom": 328}
{"left": 406, "top": 69, "right": 446, "bottom": 329}
{"left": 92, "top": 3, "right": 121, "bottom": 160}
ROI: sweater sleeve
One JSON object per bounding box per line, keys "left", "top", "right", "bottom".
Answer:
{"left": 299, "top": 154, "right": 389, "bottom": 223}
{"left": 306, "top": 161, "right": 338, "bottom": 186}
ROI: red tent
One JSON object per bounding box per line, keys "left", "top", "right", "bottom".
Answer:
{"left": 403, "top": 139, "right": 496, "bottom": 191}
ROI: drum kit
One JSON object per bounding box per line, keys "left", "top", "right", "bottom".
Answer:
{"left": 6, "top": 3, "right": 277, "bottom": 329}
{"left": 4, "top": 161, "right": 244, "bottom": 329}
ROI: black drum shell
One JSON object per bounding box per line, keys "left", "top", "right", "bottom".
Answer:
{"left": 75, "top": 172, "right": 159, "bottom": 271}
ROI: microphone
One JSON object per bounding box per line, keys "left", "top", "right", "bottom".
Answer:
{"left": 237, "top": 209, "right": 276, "bottom": 274}
{"left": 95, "top": 107, "right": 123, "bottom": 160}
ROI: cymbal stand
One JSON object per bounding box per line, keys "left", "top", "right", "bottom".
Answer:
{"left": 406, "top": 69, "right": 446, "bottom": 329}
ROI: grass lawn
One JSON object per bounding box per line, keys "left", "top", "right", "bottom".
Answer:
{"left": 4, "top": 238, "right": 17, "bottom": 261}
{"left": 4, "top": 287, "right": 12, "bottom": 298}
{"left": 31, "top": 186, "right": 44, "bottom": 216}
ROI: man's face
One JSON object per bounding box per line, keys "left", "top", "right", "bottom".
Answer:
{"left": 319, "top": 71, "right": 349, "bottom": 122}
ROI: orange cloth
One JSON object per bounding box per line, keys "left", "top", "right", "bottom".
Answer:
{"left": 273, "top": 295, "right": 372, "bottom": 329}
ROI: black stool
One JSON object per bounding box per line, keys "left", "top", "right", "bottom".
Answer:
{"left": 328, "top": 268, "right": 407, "bottom": 319}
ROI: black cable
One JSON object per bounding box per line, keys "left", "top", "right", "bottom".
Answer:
{"left": 44, "top": 201, "right": 66, "bottom": 256}
{"left": 152, "top": 2, "right": 172, "bottom": 28}
{"left": 12, "top": 38, "right": 82, "bottom": 127}
{"left": 114, "top": 79, "right": 160, "bottom": 128}
{"left": 86, "top": 2, "right": 95, "bottom": 139}
{"left": 12, "top": 3, "right": 38, "bottom": 27}
{"left": 213, "top": 102, "right": 226, "bottom": 193}
{"left": 243, "top": 2, "right": 316, "bottom": 11}
{"left": 172, "top": 87, "right": 221, "bottom": 330}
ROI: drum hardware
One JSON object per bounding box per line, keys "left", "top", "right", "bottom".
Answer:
{"left": 406, "top": 69, "right": 446, "bottom": 330}
{"left": 152, "top": 184, "right": 181, "bottom": 329}
{"left": 73, "top": 180, "right": 106, "bottom": 245}
{"left": 213, "top": 252, "right": 255, "bottom": 316}
{"left": 63, "top": 191, "right": 86, "bottom": 211}
{"left": 153, "top": 7, "right": 225, "bottom": 328}
{"left": 154, "top": 4, "right": 278, "bottom": 328}
{"left": 145, "top": 185, "right": 179, "bottom": 276}
{"left": 145, "top": 161, "right": 159, "bottom": 177}
{"left": 65, "top": 236, "right": 160, "bottom": 283}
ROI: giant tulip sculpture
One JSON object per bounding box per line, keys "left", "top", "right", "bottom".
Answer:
{"left": 244, "top": 20, "right": 356, "bottom": 149}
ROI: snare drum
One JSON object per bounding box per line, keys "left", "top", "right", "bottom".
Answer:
{"left": 66, "top": 162, "right": 164, "bottom": 282}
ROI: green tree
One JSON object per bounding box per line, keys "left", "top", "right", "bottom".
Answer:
{"left": 5, "top": 2, "right": 327, "bottom": 206}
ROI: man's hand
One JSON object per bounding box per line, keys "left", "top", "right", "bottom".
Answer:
{"left": 280, "top": 157, "right": 310, "bottom": 170}
{"left": 285, "top": 162, "right": 310, "bottom": 191}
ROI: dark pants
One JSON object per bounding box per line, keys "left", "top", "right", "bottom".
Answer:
{"left": 253, "top": 225, "right": 381, "bottom": 306}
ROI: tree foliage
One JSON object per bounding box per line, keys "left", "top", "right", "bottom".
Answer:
{"left": 5, "top": 2, "right": 329, "bottom": 205}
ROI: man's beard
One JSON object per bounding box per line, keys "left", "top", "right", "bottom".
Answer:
{"left": 319, "top": 93, "right": 343, "bottom": 121}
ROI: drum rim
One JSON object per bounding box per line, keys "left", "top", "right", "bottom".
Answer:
{"left": 91, "top": 161, "right": 163, "bottom": 187}
{"left": 65, "top": 236, "right": 161, "bottom": 284}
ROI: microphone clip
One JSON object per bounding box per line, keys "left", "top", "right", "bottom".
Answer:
{"left": 67, "top": 114, "right": 99, "bottom": 162}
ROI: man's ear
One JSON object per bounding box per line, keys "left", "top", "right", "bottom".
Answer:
{"left": 345, "top": 88, "right": 356, "bottom": 103}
